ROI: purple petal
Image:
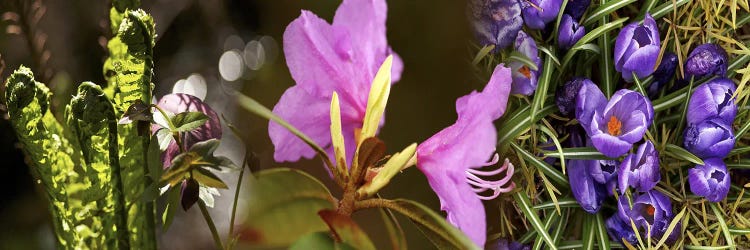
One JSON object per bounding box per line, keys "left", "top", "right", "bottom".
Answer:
{"left": 614, "top": 23, "right": 636, "bottom": 70}
{"left": 687, "top": 78, "right": 737, "bottom": 125}
{"left": 269, "top": 86, "right": 334, "bottom": 162}
{"left": 689, "top": 158, "right": 730, "bottom": 202}
{"left": 575, "top": 79, "right": 607, "bottom": 133}
{"left": 569, "top": 159, "right": 606, "bottom": 213}
{"left": 591, "top": 132, "right": 632, "bottom": 158}
{"left": 622, "top": 45, "right": 660, "bottom": 81}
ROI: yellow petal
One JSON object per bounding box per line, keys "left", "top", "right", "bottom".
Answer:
{"left": 358, "top": 55, "right": 393, "bottom": 146}
{"left": 356, "top": 143, "right": 417, "bottom": 197}
{"left": 329, "top": 92, "right": 348, "bottom": 177}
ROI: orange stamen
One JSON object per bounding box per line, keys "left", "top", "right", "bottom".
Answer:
{"left": 646, "top": 205, "right": 655, "bottom": 216}
{"left": 519, "top": 66, "right": 532, "bottom": 79}
{"left": 607, "top": 116, "right": 622, "bottom": 136}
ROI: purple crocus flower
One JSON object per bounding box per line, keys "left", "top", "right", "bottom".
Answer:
{"left": 614, "top": 14, "right": 660, "bottom": 82}
{"left": 555, "top": 77, "right": 587, "bottom": 117}
{"left": 269, "top": 0, "right": 403, "bottom": 165}
{"left": 521, "top": 0, "right": 563, "bottom": 29}
{"left": 648, "top": 52, "right": 678, "bottom": 99}
{"left": 568, "top": 158, "right": 607, "bottom": 213}
{"left": 576, "top": 81, "right": 654, "bottom": 158}
{"left": 510, "top": 31, "right": 541, "bottom": 95}
{"left": 563, "top": 0, "right": 591, "bottom": 20}
{"left": 685, "top": 43, "right": 729, "bottom": 80}
{"left": 684, "top": 118, "right": 734, "bottom": 159}
{"left": 469, "top": 0, "right": 524, "bottom": 49}
{"left": 617, "top": 190, "right": 674, "bottom": 240}
{"left": 619, "top": 141, "right": 660, "bottom": 194}
{"left": 558, "top": 14, "right": 585, "bottom": 50}
{"left": 152, "top": 93, "right": 222, "bottom": 169}
{"left": 566, "top": 126, "right": 610, "bottom": 213}
{"left": 686, "top": 78, "right": 737, "bottom": 125}
{"left": 416, "top": 65, "right": 514, "bottom": 246}
{"left": 689, "top": 158, "right": 730, "bottom": 202}
{"left": 606, "top": 215, "right": 638, "bottom": 245}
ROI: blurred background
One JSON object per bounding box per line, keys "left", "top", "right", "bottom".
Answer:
{"left": 0, "top": 0, "right": 501, "bottom": 248}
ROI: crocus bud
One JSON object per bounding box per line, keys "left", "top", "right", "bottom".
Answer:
{"left": 558, "top": 14, "right": 585, "bottom": 50}
{"left": 686, "top": 78, "right": 737, "bottom": 125}
{"left": 568, "top": 158, "right": 607, "bottom": 213}
{"left": 509, "top": 31, "right": 541, "bottom": 95}
{"left": 685, "top": 43, "right": 728, "bottom": 80}
{"left": 683, "top": 118, "right": 734, "bottom": 159}
{"left": 521, "top": 0, "right": 563, "bottom": 29}
{"left": 617, "top": 190, "right": 674, "bottom": 240}
{"left": 619, "top": 141, "right": 660, "bottom": 194}
{"left": 606, "top": 215, "right": 638, "bottom": 245}
{"left": 555, "top": 78, "right": 588, "bottom": 117}
{"left": 468, "top": 0, "right": 523, "bottom": 49}
{"left": 688, "top": 158, "right": 730, "bottom": 202}
{"left": 564, "top": 0, "right": 591, "bottom": 20}
{"left": 648, "top": 52, "right": 678, "bottom": 99}
{"left": 614, "top": 14, "right": 660, "bottom": 82}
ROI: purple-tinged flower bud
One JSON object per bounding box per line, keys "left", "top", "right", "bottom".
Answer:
{"left": 510, "top": 31, "right": 541, "bottom": 95}
{"left": 555, "top": 77, "right": 588, "bottom": 117}
{"left": 685, "top": 43, "right": 728, "bottom": 80}
{"left": 521, "top": 0, "right": 563, "bottom": 29}
{"left": 619, "top": 141, "right": 660, "bottom": 194}
{"left": 617, "top": 190, "right": 674, "bottom": 239}
{"left": 469, "top": 0, "right": 524, "bottom": 49}
{"left": 648, "top": 52, "right": 678, "bottom": 99}
{"left": 683, "top": 118, "right": 734, "bottom": 159}
{"left": 686, "top": 78, "right": 737, "bottom": 125}
{"left": 614, "top": 14, "right": 661, "bottom": 82}
{"left": 181, "top": 178, "right": 200, "bottom": 211}
{"left": 606, "top": 215, "right": 638, "bottom": 245}
{"left": 564, "top": 0, "right": 591, "bottom": 20}
{"left": 688, "top": 158, "right": 730, "bottom": 202}
{"left": 558, "top": 14, "right": 585, "bottom": 50}
{"left": 568, "top": 158, "right": 607, "bottom": 213}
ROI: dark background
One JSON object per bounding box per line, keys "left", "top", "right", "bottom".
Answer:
{"left": 0, "top": 0, "right": 492, "bottom": 248}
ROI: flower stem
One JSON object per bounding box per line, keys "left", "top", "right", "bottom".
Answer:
{"left": 227, "top": 156, "right": 247, "bottom": 245}
{"left": 199, "top": 200, "right": 224, "bottom": 250}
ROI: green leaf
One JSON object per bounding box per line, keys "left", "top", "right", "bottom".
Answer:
{"left": 236, "top": 93, "right": 332, "bottom": 163}
{"left": 383, "top": 199, "right": 479, "bottom": 250}
{"left": 709, "top": 203, "right": 735, "bottom": 249}
{"left": 507, "top": 51, "right": 539, "bottom": 71}
{"left": 561, "top": 17, "right": 628, "bottom": 70}
{"left": 542, "top": 147, "right": 610, "bottom": 160}
{"left": 472, "top": 45, "right": 495, "bottom": 65}
{"left": 510, "top": 142, "right": 568, "bottom": 186}
{"left": 288, "top": 232, "right": 355, "bottom": 250}
{"left": 640, "top": 0, "right": 690, "bottom": 20}
{"left": 595, "top": 213, "right": 611, "bottom": 250}
{"left": 171, "top": 111, "right": 209, "bottom": 132}
{"left": 531, "top": 51, "right": 555, "bottom": 121}
{"left": 654, "top": 206, "right": 686, "bottom": 249}
{"left": 664, "top": 144, "right": 704, "bottom": 166}
{"left": 193, "top": 168, "right": 228, "bottom": 189}
{"left": 318, "top": 210, "right": 376, "bottom": 250}
{"left": 379, "top": 207, "right": 407, "bottom": 250}
{"left": 582, "top": 0, "right": 637, "bottom": 26}
{"left": 239, "top": 168, "right": 336, "bottom": 247}
{"left": 146, "top": 133, "right": 163, "bottom": 181}
{"left": 155, "top": 128, "right": 173, "bottom": 150}
{"left": 514, "top": 192, "right": 558, "bottom": 250}
{"left": 582, "top": 215, "right": 595, "bottom": 250}
{"left": 162, "top": 187, "right": 181, "bottom": 231}
{"left": 497, "top": 104, "right": 556, "bottom": 146}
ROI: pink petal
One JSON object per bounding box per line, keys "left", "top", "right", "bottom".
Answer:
{"left": 269, "top": 86, "right": 333, "bottom": 162}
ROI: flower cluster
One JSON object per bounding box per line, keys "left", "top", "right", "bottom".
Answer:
{"left": 683, "top": 44, "right": 735, "bottom": 203}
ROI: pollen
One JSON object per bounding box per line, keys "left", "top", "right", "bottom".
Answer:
{"left": 607, "top": 116, "right": 622, "bottom": 136}
{"left": 646, "top": 205, "right": 655, "bottom": 216}
{"left": 519, "top": 66, "right": 532, "bottom": 79}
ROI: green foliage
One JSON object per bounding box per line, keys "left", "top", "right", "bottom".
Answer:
{"left": 103, "top": 6, "right": 157, "bottom": 249}
{"left": 3, "top": 1, "right": 159, "bottom": 248}
{"left": 240, "top": 168, "right": 337, "bottom": 247}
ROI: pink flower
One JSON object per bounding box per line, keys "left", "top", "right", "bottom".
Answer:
{"left": 416, "top": 65, "right": 514, "bottom": 246}
{"left": 269, "top": 0, "right": 403, "bottom": 166}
